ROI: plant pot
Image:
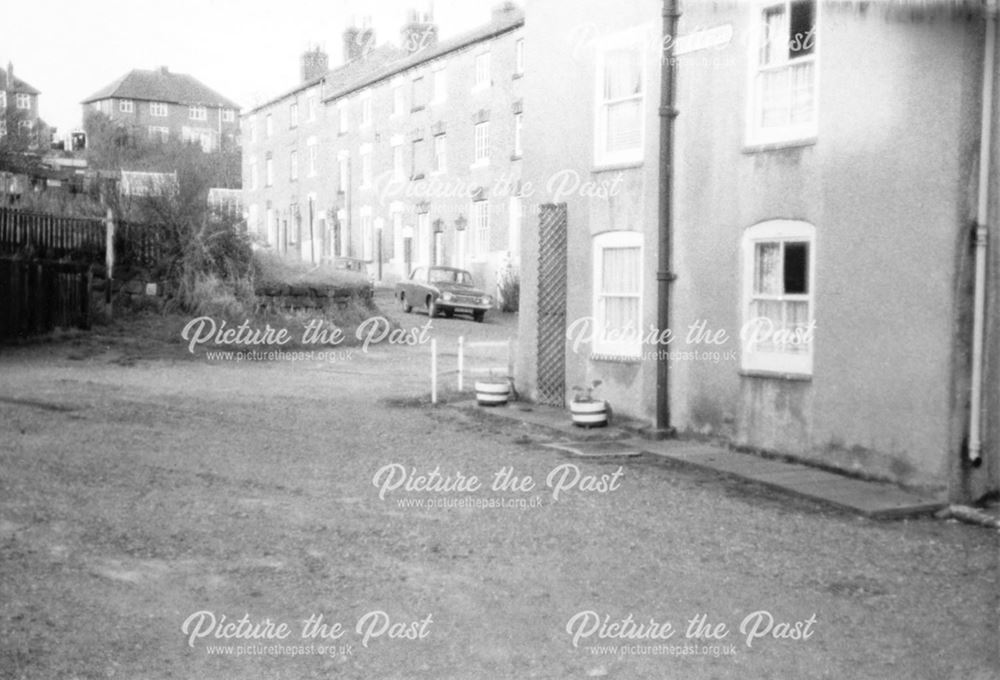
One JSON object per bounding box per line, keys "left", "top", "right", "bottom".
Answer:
{"left": 475, "top": 380, "right": 510, "bottom": 407}
{"left": 570, "top": 400, "right": 608, "bottom": 428}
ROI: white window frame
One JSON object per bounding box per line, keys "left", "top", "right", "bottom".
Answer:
{"left": 473, "top": 121, "right": 490, "bottom": 167}
{"left": 265, "top": 113, "right": 273, "bottom": 137}
{"left": 592, "top": 231, "right": 643, "bottom": 359}
{"left": 248, "top": 115, "right": 257, "bottom": 143}
{"left": 471, "top": 199, "right": 489, "bottom": 261}
{"left": 150, "top": 101, "right": 168, "bottom": 117}
{"left": 746, "top": 0, "right": 819, "bottom": 146}
{"left": 307, "top": 137, "right": 318, "bottom": 177}
{"left": 15, "top": 93, "right": 31, "bottom": 110}
{"left": 515, "top": 38, "right": 525, "bottom": 75}
{"left": 514, "top": 113, "right": 523, "bottom": 157}
{"left": 360, "top": 206, "right": 374, "bottom": 261}
{"left": 391, "top": 79, "right": 405, "bottom": 117}
{"left": 391, "top": 136, "right": 405, "bottom": 181}
{"left": 338, "top": 151, "right": 349, "bottom": 193}
{"left": 265, "top": 155, "right": 274, "bottom": 186}
{"left": 148, "top": 125, "right": 169, "bottom": 142}
{"left": 360, "top": 91, "right": 372, "bottom": 127}
{"left": 189, "top": 105, "right": 207, "bottom": 120}
{"left": 289, "top": 101, "right": 299, "bottom": 128}
{"left": 337, "top": 101, "right": 348, "bottom": 134}
{"left": 119, "top": 99, "right": 134, "bottom": 113}
{"left": 593, "top": 28, "right": 646, "bottom": 168}
{"left": 222, "top": 108, "right": 235, "bottom": 122}
{"left": 433, "top": 134, "right": 447, "bottom": 174}
{"left": 508, "top": 195, "right": 522, "bottom": 263}
{"left": 290, "top": 149, "right": 298, "bottom": 181}
{"left": 307, "top": 93, "right": 317, "bottom": 122}
{"left": 360, "top": 144, "right": 372, "bottom": 188}
{"left": 432, "top": 65, "right": 447, "bottom": 104}
{"left": 391, "top": 203, "right": 405, "bottom": 264}
{"left": 740, "top": 219, "right": 816, "bottom": 376}
{"left": 474, "top": 52, "right": 491, "bottom": 91}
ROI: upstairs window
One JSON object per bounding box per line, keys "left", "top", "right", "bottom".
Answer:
{"left": 474, "top": 52, "right": 491, "bottom": 90}
{"left": 222, "top": 108, "right": 236, "bottom": 122}
{"left": 360, "top": 92, "right": 372, "bottom": 127}
{"left": 150, "top": 102, "right": 168, "bottom": 117}
{"left": 432, "top": 67, "right": 447, "bottom": 103}
{"left": 473, "top": 121, "right": 490, "bottom": 165}
{"left": 189, "top": 105, "right": 207, "bottom": 120}
{"left": 265, "top": 113, "right": 273, "bottom": 137}
{"left": 15, "top": 93, "right": 31, "bottom": 110}
{"left": 433, "top": 134, "right": 447, "bottom": 173}
{"left": 411, "top": 77, "right": 425, "bottom": 111}
{"left": 749, "top": 0, "right": 818, "bottom": 145}
{"left": 741, "top": 220, "right": 815, "bottom": 375}
{"left": 119, "top": 99, "right": 134, "bottom": 113}
{"left": 289, "top": 149, "right": 298, "bottom": 181}
{"left": 290, "top": 101, "right": 299, "bottom": 128}
{"left": 515, "top": 38, "right": 524, "bottom": 75}
{"left": 594, "top": 30, "right": 644, "bottom": 166}
{"left": 392, "top": 82, "right": 405, "bottom": 116}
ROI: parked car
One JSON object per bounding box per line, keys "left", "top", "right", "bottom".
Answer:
{"left": 395, "top": 266, "right": 493, "bottom": 322}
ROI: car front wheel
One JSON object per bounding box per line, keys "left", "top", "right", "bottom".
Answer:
{"left": 427, "top": 297, "right": 438, "bottom": 318}
{"left": 473, "top": 310, "right": 485, "bottom": 323}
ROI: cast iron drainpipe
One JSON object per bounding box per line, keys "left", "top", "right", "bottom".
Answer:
{"left": 969, "top": 0, "right": 997, "bottom": 465}
{"left": 655, "top": 0, "right": 681, "bottom": 435}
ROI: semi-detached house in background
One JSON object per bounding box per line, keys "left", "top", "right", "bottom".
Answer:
{"left": 242, "top": 3, "right": 525, "bottom": 294}
{"left": 81, "top": 67, "right": 240, "bottom": 152}
{"left": 0, "top": 62, "right": 42, "bottom": 139}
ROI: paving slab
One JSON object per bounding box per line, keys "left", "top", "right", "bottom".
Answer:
{"left": 451, "top": 401, "right": 947, "bottom": 519}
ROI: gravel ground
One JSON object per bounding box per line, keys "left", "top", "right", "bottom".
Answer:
{"left": 0, "top": 303, "right": 997, "bottom": 680}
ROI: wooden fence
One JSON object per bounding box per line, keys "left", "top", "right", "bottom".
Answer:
{"left": 0, "top": 258, "right": 92, "bottom": 339}
{"left": 0, "top": 207, "right": 163, "bottom": 266}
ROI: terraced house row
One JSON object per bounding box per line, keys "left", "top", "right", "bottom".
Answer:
{"left": 242, "top": 3, "right": 525, "bottom": 290}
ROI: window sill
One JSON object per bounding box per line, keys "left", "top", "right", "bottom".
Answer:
{"left": 591, "top": 159, "right": 643, "bottom": 173}
{"left": 590, "top": 352, "right": 641, "bottom": 364}
{"left": 738, "top": 369, "right": 812, "bottom": 382}
{"left": 742, "top": 136, "right": 817, "bottom": 154}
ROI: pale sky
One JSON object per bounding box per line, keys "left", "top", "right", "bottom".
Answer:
{"left": 2, "top": 0, "right": 506, "bottom": 135}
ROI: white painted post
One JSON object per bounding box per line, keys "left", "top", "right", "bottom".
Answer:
{"left": 457, "top": 336, "right": 465, "bottom": 391}
{"left": 431, "top": 338, "right": 438, "bottom": 405}
{"left": 105, "top": 207, "right": 115, "bottom": 307}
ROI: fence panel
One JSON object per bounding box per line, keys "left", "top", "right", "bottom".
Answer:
{"left": 0, "top": 257, "right": 92, "bottom": 339}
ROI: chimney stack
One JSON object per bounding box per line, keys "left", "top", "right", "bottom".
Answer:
{"left": 400, "top": 7, "right": 438, "bottom": 54}
{"left": 301, "top": 46, "right": 329, "bottom": 83}
{"left": 344, "top": 16, "right": 376, "bottom": 63}
{"left": 491, "top": 1, "right": 518, "bottom": 22}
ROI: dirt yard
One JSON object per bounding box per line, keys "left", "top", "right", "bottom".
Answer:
{"left": 0, "top": 301, "right": 997, "bottom": 679}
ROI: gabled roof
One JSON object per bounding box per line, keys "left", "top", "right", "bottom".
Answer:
{"left": 245, "top": 44, "right": 405, "bottom": 115}
{"left": 0, "top": 71, "right": 40, "bottom": 95}
{"left": 81, "top": 68, "right": 239, "bottom": 109}
{"left": 323, "top": 7, "right": 524, "bottom": 102}
{"left": 243, "top": 6, "right": 524, "bottom": 116}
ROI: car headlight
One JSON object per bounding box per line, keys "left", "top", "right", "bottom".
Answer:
{"left": 481, "top": 296, "right": 493, "bottom": 305}
{"left": 441, "top": 292, "right": 454, "bottom": 301}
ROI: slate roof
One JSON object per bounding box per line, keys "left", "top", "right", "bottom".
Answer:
{"left": 323, "top": 7, "right": 524, "bottom": 102}
{"left": 245, "top": 44, "right": 405, "bottom": 115}
{"left": 0, "top": 70, "right": 40, "bottom": 95}
{"left": 243, "top": 6, "right": 524, "bottom": 115}
{"left": 81, "top": 68, "right": 239, "bottom": 109}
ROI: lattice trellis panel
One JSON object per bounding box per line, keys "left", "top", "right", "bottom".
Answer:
{"left": 536, "top": 203, "right": 568, "bottom": 406}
